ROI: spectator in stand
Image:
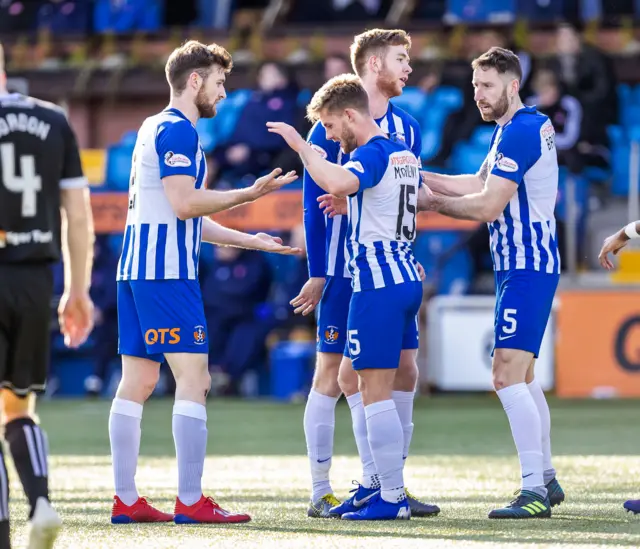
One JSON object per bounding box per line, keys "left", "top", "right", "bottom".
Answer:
{"left": 528, "top": 69, "right": 584, "bottom": 174}
{"left": 550, "top": 23, "right": 617, "bottom": 150}
{"left": 288, "top": 0, "right": 391, "bottom": 22}
{"left": 37, "top": 0, "right": 91, "bottom": 33}
{"left": 201, "top": 246, "right": 274, "bottom": 396}
{"left": 210, "top": 61, "right": 303, "bottom": 188}
{"left": 324, "top": 54, "right": 351, "bottom": 80}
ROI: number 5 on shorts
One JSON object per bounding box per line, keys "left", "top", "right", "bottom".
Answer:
{"left": 348, "top": 330, "right": 361, "bottom": 356}
{"left": 503, "top": 308, "right": 517, "bottom": 334}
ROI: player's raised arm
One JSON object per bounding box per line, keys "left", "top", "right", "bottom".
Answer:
{"left": 267, "top": 122, "right": 358, "bottom": 197}
{"left": 598, "top": 220, "right": 640, "bottom": 270}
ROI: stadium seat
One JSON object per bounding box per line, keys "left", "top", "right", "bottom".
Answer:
{"left": 431, "top": 86, "right": 464, "bottom": 113}
{"left": 421, "top": 129, "right": 442, "bottom": 161}
{"left": 120, "top": 130, "right": 138, "bottom": 146}
{"left": 94, "top": 0, "right": 162, "bottom": 33}
{"left": 105, "top": 144, "right": 134, "bottom": 190}
{"left": 269, "top": 341, "right": 315, "bottom": 401}
{"left": 390, "top": 87, "right": 428, "bottom": 121}
{"left": 622, "top": 105, "right": 640, "bottom": 129}
{"left": 414, "top": 231, "right": 472, "bottom": 295}
{"left": 449, "top": 143, "right": 486, "bottom": 174}
{"left": 444, "top": 0, "right": 515, "bottom": 23}
{"left": 470, "top": 126, "right": 494, "bottom": 147}
{"left": 611, "top": 145, "right": 632, "bottom": 196}
{"left": 196, "top": 89, "right": 251, "bottom": 152}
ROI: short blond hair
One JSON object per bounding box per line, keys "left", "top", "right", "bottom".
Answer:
{"left": 306, "top": 74, "right": 369, "bottom": 123}
{"left": 350, "top": 29, "right": 411, "bottom": 77}
{"left": 165, "top": 40, "right": 232, "bottom": 94}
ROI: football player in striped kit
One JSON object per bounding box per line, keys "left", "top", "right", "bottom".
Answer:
{"left": 108, "top": 40, "right": 300, "bottom": 525}
{"left": 269, "top": 74, "right": 425, "bottom": 521}
{"left": 420, "top": 47, "right": 565, "bottom": 519}
{"left": 292, "top": 28, "right": 439, "bottom": 520}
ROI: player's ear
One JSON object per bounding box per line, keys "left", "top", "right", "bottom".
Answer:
{"left": 368, "top": 54, "right": 380, "bottom": 75}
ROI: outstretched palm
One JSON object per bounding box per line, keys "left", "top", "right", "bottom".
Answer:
{"left": 254, "top": 232, "right": 302, "bottom": 255}
{"left": 251, "top": 168, "right": 299, "bottom": 199}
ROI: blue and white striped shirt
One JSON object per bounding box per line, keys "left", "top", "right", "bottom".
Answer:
{"left": 344, "top": 136, "right": 421, "bottom": 292}
{"left": 303, "top": 102, "right": 422, "bottom": 280}
{"left": 486, "top": 106, "right": 561, "bottom": 274}
{"left": 117, "top": 107, "right": 207, "bottom": 281}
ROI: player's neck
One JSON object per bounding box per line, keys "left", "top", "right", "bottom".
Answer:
{"left": 496, "top": 96, "right": 525, "bottom": 127}
{"left": 168, "top": 96, "right": 200, "bottom": 126}
{"left": 363, "top": 81, "right": 389, "bottom": 120}
{"left": 356, "top": 119, "right": 386, "bottom": 147}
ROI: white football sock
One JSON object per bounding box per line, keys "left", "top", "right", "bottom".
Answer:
{"left": 303, "top": 389, "right": 339, "bottom": 500}
{"left": 173, "top": 400, "right": 207, "bottom": 506}
{"left": 497, "top": 383, "right": 546, "bottom": 497}
{"left": 527, "top": 379, "right": 556, "bottom": 483}
{"left": 392, "top": 390, "right": 415, "bottom": 461}
{"left": 365, "top": 400, "right": 405, "bottom": 504}
{"left": 109, "top": 398, "right": 142, "bottom": 506}
{"left": 346, "top": 392, "right": 379, "bottom": 489}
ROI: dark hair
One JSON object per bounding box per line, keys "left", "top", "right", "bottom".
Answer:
{"left": 471, "top": 47, "right": 522, "bottom": 82}
{"left": 306, "top": 74, "right": 369, "bottom": 123}
{"left": 350, "top": 29, "right": 411, "bottom": 77}
{"left": 165, "top": 40, "right": 233, "bottom": 94}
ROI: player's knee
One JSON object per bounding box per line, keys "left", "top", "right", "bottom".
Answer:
{"left": 1, "top": 390, "right": 33, "bottom": 423}
{"left": 395, "top": 356, "right": 418, "bottom": 391}
{"left": 312, "top": 353, "right": 341, "bottom": 397}
{"left": 338, "top": 363, "right": 358, "bottom": 397}
{"left": 492, "top": 351, "right": 527, "bottom": 391}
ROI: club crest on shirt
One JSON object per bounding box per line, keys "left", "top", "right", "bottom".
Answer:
{"left": 324, "top": 326, "right": 340, "bottom": 344}
{"left": 193, "top": 325, "right": 207, "bottom": 345}
{"left": 165, "top": 151, "right": 191, "bottom": 167}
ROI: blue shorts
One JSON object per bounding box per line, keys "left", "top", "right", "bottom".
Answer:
{"left": 493, "top": 270, "right": 558, "bottom": 358}
{"left": 347, "top": 282, "right": 422, "bottom": 371}
{"left": 316, "top": 276, "right": 352, "bottom": 354}
{"left": 117, "top": 279, "right": 208, "bottom": 362}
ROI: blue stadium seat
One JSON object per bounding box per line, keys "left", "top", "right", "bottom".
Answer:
{"left": 470, "top": 126, "right": 494, "bottom": 147}
{"left": 607, "top": 125, "right": 625, "bottom": 146}
{"left": 269, "top": 341, "right": 315, "bottom": 401}
{"left": 120, "top": 130, "right": 138, "bottom": 147}
{"left": 622, "top": 105, "right": 640, "bottom": 129}
{"left": 390, "top": 87, "right": 428, "bottom": 121}
{"left": 105, "top": 144, "right": 134, "bottom": 190}
{"left": 94, "top": 0, "right": 162, "bottom": 33}
{"left": 196, "top": 89, "right": 251, "bottom": 152}
{"left": 556, "top": 170, "right": 589, "bottom": 223}
{"left": 297, "top": 89, "right": 312, "bottom": 109}
{"left": 420, "top": 129, "right": 442, "bottom": 160}
{"left": 611, "top": 145, "right": 632, "bottom": 196}
{"left": 431, "top": 86, "right": 464, "bottom": 113}
{"left": 413, "top": 231, "right": 472, "bottom": 295}
{"left": 445, "top": 0, "right": 515, "bottom": 22}
{"left": 449, "top": 143, "right": 486, "bottom": 174}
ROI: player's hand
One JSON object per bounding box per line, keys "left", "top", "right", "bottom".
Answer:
{"left": 251, "top": 232, "right": 302, "bottom": 255}
{"left": 58, "top": 290, "right": 95, "bottom": 349}
{"left": 416, "top": 261, "right": 426, "bottom": 281}
{"left": 318, "top": 194, "right": 348, "bottom": 217}
{"left": 250, "top": 168, "right": 298, "bottom": 199}
{"left": 417, "top": 184, "right": 437, "bottom": 212}
{"left": 290, "top": 277, "right": 325, "bottom": 316}
{"left": 598, "top": 229, "right": 629, "bottom": 270}
{"left": 266, "top": 122, "right": 306, "bottom": 153}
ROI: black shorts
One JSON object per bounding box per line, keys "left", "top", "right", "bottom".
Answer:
{"left": 0, "top": 264, "right": 53, "bottom": 397}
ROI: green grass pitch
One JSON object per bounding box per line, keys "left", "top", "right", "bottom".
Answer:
{"left": 8, "top": 395, "right": 640, "bottom": 548}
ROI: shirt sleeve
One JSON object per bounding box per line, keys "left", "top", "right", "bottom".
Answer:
{"left": 344, "top": 142, "right": 388, "bottom": 191}
{"left": 59, "top": 114, "right": 88, "bottom": 189}
{"left": 409, "top": 120, "right": 422, "bottom": 169}
{"left": 303, "top": 122, "right": 338, "bottom": 278}
{"left": 155, "top": 119, "right": 199, "bottom": 179}
{"left": 490, "top": 123, "right": 541, "bottom": 185}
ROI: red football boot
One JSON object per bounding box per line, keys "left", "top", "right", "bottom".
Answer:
{"left": 174, "top": 495, "right": 251, "bottom": 524}
{"left": 111, "top": 496, "right": 174, "bottom": 524}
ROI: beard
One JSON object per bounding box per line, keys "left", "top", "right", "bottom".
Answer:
{"left": 195, "top": 87, "right": 217, "bottom": 118}
{"left": 340, "top": 126, "right": 358, "bottom": 154}
{"left": 477, "top": 87, "right": 510, "bottom": 121}
{"left": 376, "top": 65, "right": 402, "bottom": 99}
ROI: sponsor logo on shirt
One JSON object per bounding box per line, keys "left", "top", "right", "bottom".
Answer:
{"left": 309, "top": 143, "right": 328, "bottom": 159}
{"left": 0, "top": 230, "right": 53, "bottom": 248}
{"left": 495, "top": 153, "right": 519, "bottom": 173}
{"left": 164, "top": 151, "right": 192, "bottom": 168}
